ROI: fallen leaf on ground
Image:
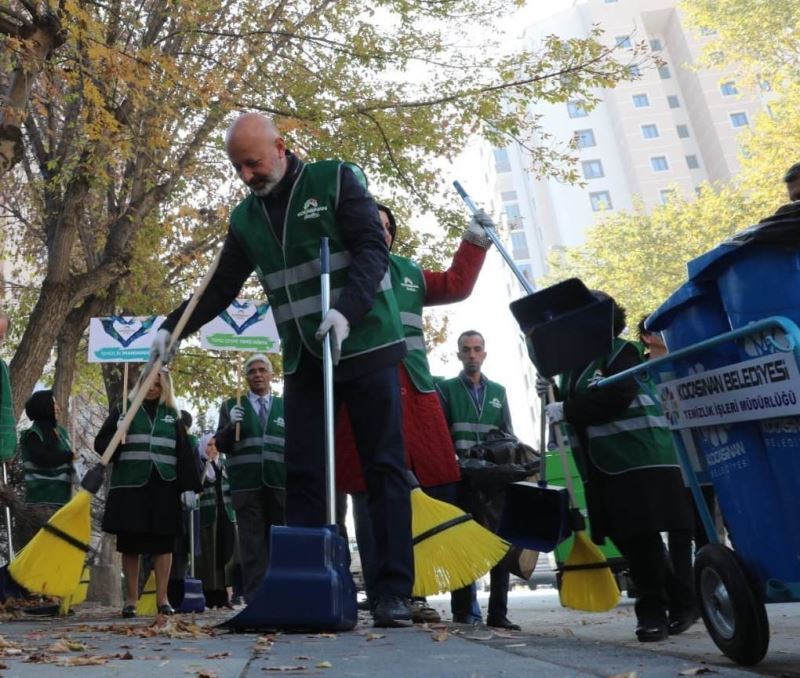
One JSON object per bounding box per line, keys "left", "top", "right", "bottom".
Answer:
{"left": 0, "top": 636, "right": 21, "bottom": 650}
{"left": 48, "top": 638, "right": 88, "bottom": 653}
{"left": 59, "top": 655, "right": 110, "bottom": 666}
{"left": 23, "top": 653, "right": 51, "bottom": 664}
{"left": 197, "top": 672, "right": 218, "bottom": 678}
{"left": 316, "top": 660, "right": 332, "bottom": 668}
{"left": 432, "top": 630, "right": 449, "bottom": 642}
{"left": 609, "top": 673, "right": 638, "bottom": 678}
{"left": 205, "top": 652, "right": 231, "bottom": 659}
{"left": 679, "top": 669, "right": 716, "bottom": 676}
{"left": 562, "top": 628, "right": 575, "bottom": 637}
{"left": 464, "top": 632, "right": 494, "bottom": 641}
{"left": 119, "top": 650, "right": 134, "bottom": 660}
{"left": 503, "top": 643, "right": 527, "bottom": 648}
{"left": 365, "top": 633, "right": 385, "bottom": 641}
{"left": 490, "top": 629, "right": 516, "bottom": 638}
{"left": 295, "top": 655, "right": 311, "bottom": 659}
{"left": 254, "top": 635, "right": 275, "bottom": 651}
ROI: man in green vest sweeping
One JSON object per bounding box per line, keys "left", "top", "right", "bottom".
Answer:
{"left": 154, "top": 113, "right": 414, "bottom": 627}
{"left": 214, "top": 354, "right": 285, "bottom": 604}
{"left": 438, "top": 330, "right": 519, "bottom": 630}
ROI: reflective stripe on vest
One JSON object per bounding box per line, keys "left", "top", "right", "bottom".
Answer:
{"left": 110, "top": 403, "right": 179, "bottom": 488}
{"left": 224, "top": 396, "right": 286, "bottom": 491}
{"left": 439, "top": 376, "right": 506, "bottom": 452}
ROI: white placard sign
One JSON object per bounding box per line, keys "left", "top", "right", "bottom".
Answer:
{"left": 199, "top": 299, "right": 280, "bottom": 353}
{"left": 657, "top": 353, "right": 800, "bottom": 429}
{"left": 88, "top": 316, "right": 165, "bottom": 363}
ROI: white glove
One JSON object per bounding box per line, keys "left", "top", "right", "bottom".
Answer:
{"left": 535, "top": 375, "right": 552, "bottom": 398}
{"left": 181, "top": 490, "right": 198, "bottom": 510}
{"left": 315, "top": 309, "right": 350, "bottom": 366}
{"left": 544, "top": 402, "right": 565, "bottom": 423}
{"left": 463, "top": 209, "right": 494, "bottom": 249}
{"left": 229, "top": 405, "right": 245, "bottom": 424}
{"left": 149, "top": 328, "right": 178, "bottom": 365}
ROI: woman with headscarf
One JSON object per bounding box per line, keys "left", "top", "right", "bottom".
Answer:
{"left": 195, "top": 432, "right": 237, "bottom": 608}
{"left": 18, "top": 390, "right": 75, "bottom": 545}
{"left": 541, "top": 292, "right": 696, "bottom": 643}
{"left": 95, "top": 368, "right": 202, "bottom": 618}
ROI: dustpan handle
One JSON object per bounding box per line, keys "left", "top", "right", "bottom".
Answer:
{"left": 548, "top": 383, "right": 578, "bottom": 507}
{"left": 453, "top": 180, "right": 535, "bottom": 296}
{"left": 320, "top": 237, "right": 336, "bottom": 526}
{"left": 538, "top": 399, "right": 548, "bottom": 488}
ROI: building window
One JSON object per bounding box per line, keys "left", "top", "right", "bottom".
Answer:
{"left": 615, "top": 35, "right": 632, "bottom": 49}
{"left": 658, "top": 65, "right": 671, "bottom": 79}
{"left": 589, "top": 191, "right": 613, "bottom": 211}
{"left": 567, "top": 101, "right": 588, "bottom": 118}
{"left": 493, "top": 148, "right": 511, "bottom": 172}
{"left": 628, "top": 65, "right": 641, "bottom": 77}
{"left": 759, "top": 80, "right": 772, "bottom": 92}
{"left": 505, "top": 203, "right": 522, "bottom": 225}
{"left": 649, "top": 38, "right": 663, "bottom": 51}
{"left": 667, "top": 95, "right": 680, "bottom": 108}
{"left": 659, "top": 189, "right": 676, "bottom": 204}
{"left": 632, "top": 93, "right": 650, "bottom": 108}
{"left": 641, "top": 124, "right": 659, "bottom": 139}
{"left": 676, "top": 124, "right": 690, "bottom": 138}
{"left": 582, "top": 159, "right": 604, "bottom": 179}
{"left": 574, "top": 129, "right": 596, "bottom": 148}
{"left": 501, "top": 190, "right": 518, "bottom": 201}
{"left": 730, "top": 112, "right": 749, "bottom": 128}
{"left": 651, "top": 156, "right": 669, "bottom": 172}
{"left": 511, "top": 232, "right": 529, "bottom": 259}
{"left": 686, "top": 154, "right": 700, "bottom": 169}
{"left": 720, "top": 81, "right": 738, "bottom": 96}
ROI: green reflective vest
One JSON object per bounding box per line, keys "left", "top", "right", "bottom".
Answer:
{"left": 439, "top": 376, "right": 507, "bottom": 454}
{"left": 0, "top": 360, "right": 16, "bottom": 462}
{"left": 20, "top": 423, "right": 73, "bottom": 506}
{"left": 561, "top": 338, "right": 680, "bottom": 475}
{"left": 390, "top": 254, "right": 436, "bottom": 393}
{"left": 225, "top": 395, "right": 286, "bottom": 491}
{"left": 199, "top": 458, "right": 236, "bottom": 527}
{"left": 229, "top": 160, "right": 405, "bottom": 374}
{"left": 110, "top": 403, "right": 179, "bottom": 489}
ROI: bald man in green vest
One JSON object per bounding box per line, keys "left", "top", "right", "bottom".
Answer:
{"left": 438, "top": 330, "right": 518, "bottom": 630}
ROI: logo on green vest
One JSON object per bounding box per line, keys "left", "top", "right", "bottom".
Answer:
{"left": 275, "top": 417, "right": 285, "bottom": 427}
{"left": 400, "top": 276, "right": 419, "bottom": 292}
{"left": 162, "top": 414, "right": 176, "bottom": 424}
{"left": 297, "top": 198, "right": 328, "bottom": 220}
{"left": 489, "top": 397, "right": 502, "bottom": 409}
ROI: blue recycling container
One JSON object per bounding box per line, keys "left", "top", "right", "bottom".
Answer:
{"left": 648, "top": 280, "right": 800, "bottom": 593}
{"left": 686, "top": 244, "right": 800, "bottom": 597}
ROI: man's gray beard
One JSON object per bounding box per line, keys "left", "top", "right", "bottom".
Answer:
{"left": 250, "top": 167, "right": 285, "bottom": 197}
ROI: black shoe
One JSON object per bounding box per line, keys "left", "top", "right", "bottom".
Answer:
{"left": 668, "top": 609, "right": 700, "bottom": 636}
{"left": 23, "top": 604, "right": 60, "bottom": 617}
{"left": 372, "top": 596, "right": 413, "bottom": 628}
{"left": 451, "top": 613, "right": 482, "bottom": 625}
{"left": 157, "top": 603, "right": 175, "bottom": 616}
{"left": 122, "top": 605, "right": 137, "bottom": 619}
{"left": 635, "top": 623, "right": 668, "bottom": 642}
{"left": 487, "top": 616, "right": 521, "bottom": 631}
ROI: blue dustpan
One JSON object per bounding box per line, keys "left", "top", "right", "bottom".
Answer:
{"left": 177, "top": 508, "right": 205, "bottom": 613}
{"left": 219, "top": 237, "right": 356, "bottom": 632}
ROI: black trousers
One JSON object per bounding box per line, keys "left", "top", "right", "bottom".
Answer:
{"left": 451, "top": 487, "right": 510, "bottom": 620}
{"left": 668, "top": 485, "right": 717, "bottom": 605}
{"left": 612, "top": 531, "right": 696, "bottom": 627}
{"left": 232, "top": 486, "right": 286, "bottom": 603}
{"left": 284, "top": 359, "right": 413, "bottom": 599}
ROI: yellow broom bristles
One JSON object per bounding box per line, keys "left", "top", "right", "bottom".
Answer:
{"left": 8, "top": 490, "right": 91, "bottom": 597}
{"left": 411, "top": 488, "right": 510, "bottom": 597}
{"left": 59, "top": 563, "right": 92, "bottom": 616}
{"left": 560, "top": 531, "right": 620, "bottom": 613}
{"left": 136, "top": 570, "right": 157, "bottom": 616}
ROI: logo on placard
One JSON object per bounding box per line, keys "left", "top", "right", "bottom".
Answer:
{"left": 401, "top": 276, "right": 419, "bottom": 292}
{"left": 701, "top": 425, "right": 729, "bottom": 448}
{"left": 659, "top": 384, "right": 681, "bottom": 426}
{"left": 741, "top": 328, "right": 791, "bottom": 358}
{"left": 100, "top": 316, "right": 157, "bottom": 347}
{"left": 219, "top": 300, "right": 269, "bottom": 335}
{"left": 489, "top": 397, "right": 502, "bottom": 409}
{"left": 297, "top": 198, "right": 328, "bottom": 220}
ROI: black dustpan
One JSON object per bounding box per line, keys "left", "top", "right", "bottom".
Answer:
{"left": 498, "top": 398, "right": 571, "bottom": 552}
{"left": 509, "top": 278, "right": 614, "bottom": 378}
{"left": 219, "top": 237, "right": 357, "bottom": 632}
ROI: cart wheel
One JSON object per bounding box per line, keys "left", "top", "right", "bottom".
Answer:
{"left": 694, "top": 544, "right": 769, "bottom": 666}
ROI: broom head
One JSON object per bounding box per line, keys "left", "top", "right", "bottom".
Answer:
{"left": 8, "top": 490, "right": 91, "bottom": 597}
{"left": 136, "top": 570, "right": 157, "bottom": 616}
{"left": 58, "top": 564, "right": 91, "bottom": 616}
{"left": 560, "top": 531, "right": 620, "bottom": 612}
{"left": 411, "top": 488, "right": 510, "bottom": 597}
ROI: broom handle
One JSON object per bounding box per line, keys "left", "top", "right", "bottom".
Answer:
{"left": 189, "top": 507, "right": 195, "bottom": 578}
{"left": 538, "top": 398, "right": 548, "bottom": 487}
{"left": 548, "top": 384, "right": 578, "bottom": 507}
{"left": 97, "top": 250, "right": 222, "bottom": 467}
{"left": 320, "top": 237, "right": 336, "bottom": 527}
{"left": 2, "top": 462, "right": 13, "bottom": 559}
{"left": 453, "top": 180, "right": 535, "bottom": 296}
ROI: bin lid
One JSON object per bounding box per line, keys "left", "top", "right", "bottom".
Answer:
{"left": 646, "top": 281, "right": 708, "bottom": 332}
{"left": 686, "top": 242, "right": 741, "bottom": 281}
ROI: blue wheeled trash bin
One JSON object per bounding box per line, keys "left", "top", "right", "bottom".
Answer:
{"left": 593, "top": 220, "right": 800, "bottom": 665}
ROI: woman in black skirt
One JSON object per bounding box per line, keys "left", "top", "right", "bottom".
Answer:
{"left": 95, "top": 368, "right": 201, "bottom": 617}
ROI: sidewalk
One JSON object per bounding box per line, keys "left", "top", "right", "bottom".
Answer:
{"left": 0, "top": 591, "right": 796, "bottom": 677}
